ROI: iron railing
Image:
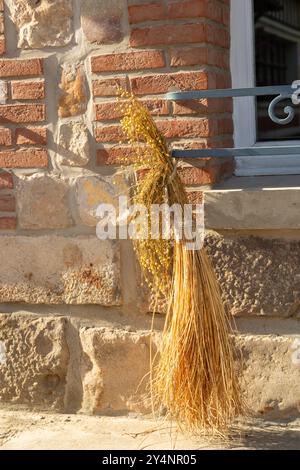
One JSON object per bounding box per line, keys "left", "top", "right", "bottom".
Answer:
{"left": 166, "top": 84, "right": 300, "bottom": 159}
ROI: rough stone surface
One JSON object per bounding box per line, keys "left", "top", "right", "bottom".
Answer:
{"left": 79, "top": 327, "right": 300, "bottom": 419}
{"left": 80, "top": 327, "right": 157, "bottom": 414}
{"left": 58, "top": 65, "right": 87, "bottom": 118}
{"left": 76, "top": 174, "right": 129, "bottom": 227}
{"left": 0, "top": 80, "right": 7, "bottom": 103}
{"left": 205, "top": 189, "right": 300, "bottom": 230}
{"left": 9, "top": 0, "right": 73, "bottom": 49}
{"left": 237, "top": 335, "right": 300, "bottom": 418}
{"left": 81, "top": 0, "right": 125, "bottom": 44}
{"left": 0, "top": 236, "right": 121, "bottom": 305}
{"left": 205, "top": 233, "right": 300, "bottom": 317}
{"left": 16, "top": 173, "right": 73, "bottom": 230}
{"left": 57, "top": 120, "right": 90, "bottom": 167}
{"left": 0, "top": 314, "right": 69, "bottom": 410}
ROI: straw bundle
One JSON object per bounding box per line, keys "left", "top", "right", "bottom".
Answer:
{"left": 119, "top": 93, "right": 244, "bottom": 435}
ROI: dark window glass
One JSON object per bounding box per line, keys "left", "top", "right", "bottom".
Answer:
{"left": 254, "top": 0, "right": 300, "bottom": 141}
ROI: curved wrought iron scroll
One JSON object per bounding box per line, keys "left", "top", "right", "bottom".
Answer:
{"left": 268, "top": 94, "right": 295, "bottom": 125}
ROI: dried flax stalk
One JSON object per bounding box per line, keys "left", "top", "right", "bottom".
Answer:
{"left": 118, "top": 92, "right": 245, "bottom": 435}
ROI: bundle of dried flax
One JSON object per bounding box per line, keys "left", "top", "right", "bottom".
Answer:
{"left": 119, "top": 93, "right": 244, "bottom": 435}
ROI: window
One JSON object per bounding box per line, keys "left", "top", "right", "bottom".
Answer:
{"left": 231, "top": 0, "right": 300, "bottom": 175}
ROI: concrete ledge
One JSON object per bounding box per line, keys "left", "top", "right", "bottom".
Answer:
{"left": 205, "top": 177, "right": 300, "bottom": 230}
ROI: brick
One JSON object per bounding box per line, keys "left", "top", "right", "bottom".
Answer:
{"left": 219, "top": 159, "right": 234, "bottom": 177}
{"left": 0, "top": 217, "right": 16, "bottom": 230}
{"left": 173, "top": 98, "right": 232, "bottom": 115}
{"left": 160, "top": 118, "right": 233, "bottom": 140}
{"left": 186, "top": 191, "right": 203, "bottom": 204}
{"left": 0, "top": 173, "right": 13, "bottom": 189}
{"left": 0, "top": 59, "right": 44, "bottom": 78}
{"left": 179, "top": 137, "right": 234, "bottom": 150}
{"left": 95, "top": 102, "right": 125, "bottom": 122}
{"left": 97, "top": 147, "right": 136, "bottom": 165}
{"left": 217, "top": 117, "right": 233, "bottom": 135}
{"left": 92, "top": 77, "right": 128, "bottom": 97}
{"left": 179, "top": 165, "right": 221, "bottom": 185}
{"left": 168, "top": 0, "right": 223, "bottom": 23}
{"left": 157, "top": 119, "right": 214, "bottom": 139}
{"left": 95, "top": 99, "right": 168, "bottom": 121}
{"left": 11, "top": 80, "right": 45, "bottom": 100}
{"left": 205, "top": 23, "right": 230, "bottom": 48}
{"left": 94, "top": 125, "right": 124, "bottom": 143}
{"left": 207, "top": 48, "right": 230, "bottom": 69}
{"left": 222, "top": 5, "right": 230, "bottom": 26}
{"left": 170, "top": 47, "right": 208, "bottom": 67}
{"left": 131, "top": 71, "right": 210, "bottom": 95}
{"left": 16, "top": 127, "right": 47, "bottom": 145}
{"left": 0, "top": 194, "right": 15, "bottom": 212}
{"left": 128, "top": 3, "right": 166, "bottom": 23}
{"left": 130, "top": 23, "right": 205, "bottom": 47}
{"left": 0, "top": 36, "right": 5, "bottom": 55}
{"left": 179, "top": 160, "right": 234, "bottom": 185}
{"left": 0, "top": 104, "right": 45, "bottom": 123}
{"left": 170, "top": 46, "right": 229, "bottom": 69}
{"left": 212, "top": 73, "right": 231, "bottom": 90}
{"left": 164, "top": 118, "right": 231, "bottom": 140}
{"left": 0, "top": 149, "right": 48, "bottom": 168}
{"left": 0, "top": 127, "right": 12, "bottom": 146}
{"left": 91, "top": 51, "right": 165, "bottom": 73}
{"left": 182, "top": 166, "right": 217, "bottom": 185}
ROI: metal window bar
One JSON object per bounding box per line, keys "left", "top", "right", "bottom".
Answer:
{"left": 166, "top": 84, "right": 300, "bottom": 159}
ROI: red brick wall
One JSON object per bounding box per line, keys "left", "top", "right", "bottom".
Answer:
{"left": 0, "top": 0, "right": 47, "bottom": 230}
{"left": 93, "top": 0, "right": 234, "bottom": 202}
{"left": 0, "top": 58, "right": 47, "bottom": 168}
{"left": 0, "top": 0, "right": 234, "bottom": 231}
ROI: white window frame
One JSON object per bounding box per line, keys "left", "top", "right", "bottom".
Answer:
{"left": 230, "top": 0, "right": 300, "bottom": 176}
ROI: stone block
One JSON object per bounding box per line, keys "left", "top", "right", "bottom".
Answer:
{"left": 58, "top": 65, "right": 87, "bottom": 118}
{"left": 0, "top": 79, "right": 7, "bottom": 103}
{"left": 205, "top": 189, "right": 300, "bottom": 230}
{"left": 79, "top": 327, "right": 300, "bottom": 419}
{"left": 205, "top": 233, "right": 300, "bottom": 317}
{"left": 57, "top": 120, "right": 90, "bottom": 167}
{"left": 9, "top": 0, "right": 73, "bottom": 49}
{"left": 80, "top": 327, "right": 156, "bottom": 414}
{"left": 81, "top": 0, "right": 125, "bottom": 44}
{"left": 238, "top": 335, "right": 300, "bottom": 418}
{"left": 16, "top": 173, "right": 73, "bottom": 230}
{"left": 0, "top": 313, "right": 69, "bottom": 410}
{"left": 76, "top": 174, "right": 129, "bottom": 227}
{"left": 0, "top": 236, "right": 121, "bottom": 305}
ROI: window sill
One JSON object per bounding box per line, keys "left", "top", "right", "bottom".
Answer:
{"left": 204, "top": 175, "right": 300, "bottom": 230}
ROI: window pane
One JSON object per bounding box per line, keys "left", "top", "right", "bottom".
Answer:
{"left": 254, "top": 0, "right": 300, "bottom": 141}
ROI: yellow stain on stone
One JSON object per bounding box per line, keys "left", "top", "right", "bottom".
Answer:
{"left": 82, "top": 179, "right": 115, "bottom": 206}
{"left": 59, "top": 66, "right": 87, "bottom": 118}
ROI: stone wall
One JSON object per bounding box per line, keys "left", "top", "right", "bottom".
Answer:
{"left": 0, "top": 0, "right": 232, "bottom": 234}
{"left": 0, "top": 1, "right": 299, "bottom": 421}
{"left": 0, "top": 0, "right": 232, "bottom": 308}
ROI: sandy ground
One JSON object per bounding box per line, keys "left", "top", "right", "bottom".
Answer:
{"left": 0, "top": 409, "right": 299, "bottom": 450}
